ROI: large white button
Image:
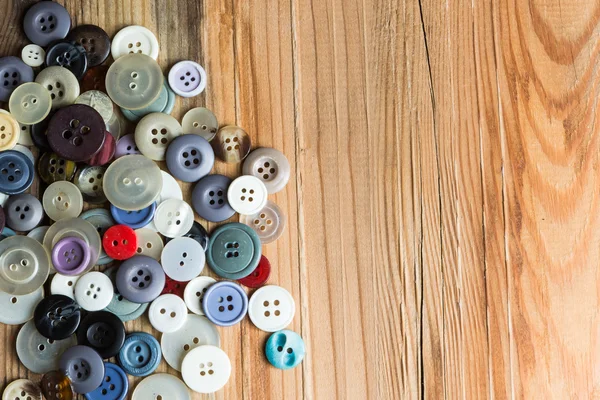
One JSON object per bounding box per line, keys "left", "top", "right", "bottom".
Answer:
{"left": 42, "top": 181, "right": 83, "bottom": 221}
{"left": 135, "top": 113, "right": 182, "bottom": 161}
{"left": 154, "top": 198, "right": 194, "bottom": 238}
{"left": 0, "top": 286, "right": 43, "bottom": 325}
{"left": 74, "top": 271, "right": 114, "bottom": 311}
{"left": 183, "top": 276, "right": 216, "bottom": 316}
{"left": 50, "top": 273, "right": 80, "bottom": 299}
{"left": 148, "top": 294, "right": 188, "bottom": 333}
{"left": 134, "top": 228, "right": 163, "bottom": 260}
{"left": 132, "top": 373, "right": 190, "bottom": 400}
{"left": 248, "top": 285, "right": 295, "bottom": 332}
{"left": 157, "top": 170, "right": 183, "bottom": 205}
{"left": 111, "top": 25, "right": 159, "bottom": 60}
{"left": 16, "top": 320, "right": 77, "bottom": 374}
{"left": 161, "top": 237, "right": 205, "bottom": 281}
{"left": 181, "top": 345, "right": 231, "bottom": 393}
{"left": 227, "top": 175, "right": 268, "bottom": 215}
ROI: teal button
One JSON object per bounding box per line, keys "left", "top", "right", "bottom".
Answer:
{"left": 265, "top": 330, "right": 305, "bottom": 370}
{"left": 120, "top": 77, "right": 175, "bottom": 122}
{"left": 207, "top": 222, "right": 261, "bottom": 279}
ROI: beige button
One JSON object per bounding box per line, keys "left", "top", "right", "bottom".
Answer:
{"left": 43, "top": 217, "right": 101, "bottom": 274}
{"left": 181, "top": 107, "right": 218, "bottom": 141}
{"left": 74, "top": 90, "right": 115, "bottom": 124}
{"left": 42, "top": 181, "right": 83, "bottom": 221}
{"left": 106, "top": 53, "right": 163, "bottom": 110}
{"left": 242, "top": 147, "right": 291, "bottom": 194}
{"left": 8, "top": 82, "right": 52, "bottom": 125}
{"left": 21, "top": 44, "right": 46, "bottom": 68}
{"left": 35, "top": 66, "right": 80, "bottom": 110}
{"left": 0, "top": 110, "right": 33, "bottom": 146}
{"left": 134, "top": 228, "right": 164, "bottom": 260}
{"left": 135, "top": 112, "right": 182, "bottom": 161}
{"left": 0, "top": 236, "right": 50, "bottom": 295}
{"left": 2, "top": 378, "right": 43, "bottom": 400}
{"left": 240, "top": 200, "right": 286, "bottom": 244}
{"left": 111, "top": 25, "right": 160, "bottom": 60}
{"left": 0, "top": 112, "right": 20, "bottom": 150}
{"left": 212, "top": 125, "right": 251, "bottom": 163}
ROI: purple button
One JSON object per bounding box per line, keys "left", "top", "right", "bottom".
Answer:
{"left": 52, "top": 236, "right": 92, "bottom": 276}
{"left": 202, "top": 281, "right": 248, "bottom": 327}
{"left": 167, "top": 61, "right": 207, "bottom": 98}
{"left": 114, "top": 134, "right": 141, "bottom": 159}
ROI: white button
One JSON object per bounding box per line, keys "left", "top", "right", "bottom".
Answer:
{"left": 42, "top": 181, "right": 83, "bottom": 221}
{"left": 134, "top": 113, "right": 183, "bottom": 161}
{"left": 50, "top": 273, "right": 80, "bottom": 299}
{"left": 134, "top": 228, "right": 163, "bottom": 260}
{"left": 161, "top": 314, "right": 220, "bottom": 371}
{"left": 74, "top": 271, "right": 114, "bottom": 311}
{"left": 0, "top": 192, "right": 8, "bottom": 206}
{"left": 161, "top": 237, "right": 205, "bottom": 281}
{"left": 0, "top": 286, "right": 43, "bottom": 325}
{"left": 240, "top": 200, "right": 286, "bottom": 244}
{"left": 16, "top": 320, "right": 77, "bottom": 374}
{"left": 27, "top": 225, "right": 49, "bottom": 243}
{"left": 111, "top": 25, "right": 160, "bottom": 60}
{"left": 2, "top": 378, "right": 42, "bottom": 400}
{"left": 227, "top": 175, "right": 268, "bottom": 215}
{"left": 157, "top": 170, "right": 183, "bottom": 205}
{"left": 248, "top": 285, "right": 295, "bottom": 332}
{"left": 183, "top": 276, "right": 216, "bottom": 316}
{"left": 132, "top": 373, "right": 190, "bottom": 400}
{"left": 154, "top": 198, "right": 194, "bottom": 238}
{"left": 181, "top": 345, "right": 231, "bottom": 393}
{"left": 21, "top": 44, "right": 45, "bottom": 67}
{"left": 148, "top": 294, "right": 188, "bottom": 333}
{"left": 13, "top": 144, "right": 35, "bottom": 165}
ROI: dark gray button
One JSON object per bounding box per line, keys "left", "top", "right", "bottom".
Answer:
{"left": 116, "top": 255, "right": 165, "bottom": 303}
{"left": 191, "top": 174, "right": 236, "bottom": 222}
{"left": 165, "top": 134, "right": 214, "bottom": 182}
{"left": 23, "top": 1, "right": 71, "bottom": 47}
{"left": 4, "top": 193, "right": 43, "bottom": 232}
{"left": 0, "top": 56, "right": 34, "bottom": 102}
{"left": 59, "top": 345, "right": 104, "bottom": 394}
{"left": 66, "top": 24, "right": 111, "bottom": 67}
{"left": 45, "top": 41, "right": 88, "bottom": 80}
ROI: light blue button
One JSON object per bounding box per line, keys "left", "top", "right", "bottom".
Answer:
{"left": 110, "top": 202, "right": 156, "bottom": 229}
{"left": 85, "top": 362, "right": 128, "bottom": 400}
{"left": 120, "top": 78, "right": 175, "bottom": 122}
{"left": 117, "top": 332, "right": 161, "bottom": 377}
{"left": 265, "top": 330, "right": 305, "bottom": 370}
{"left": 0, "top": 226, "right": 16, "bottom": 241}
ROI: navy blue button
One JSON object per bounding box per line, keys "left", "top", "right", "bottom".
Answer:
{"left": 0, "top": 150, "right": 34, "bottom": 194}
{"left": 117, "top": 332, "right": 161, "bottom": 377}
{"left": 85, "top": 362, "right": 128, "bottom": 400}
{"left": 110, "top": 202, "right": 156, "bottom": 229}
{"left": 265, "top": 330, "right": 306, "bottom": 370}
{"left": 202, "top": 281, "right": 248, "bottom": 327}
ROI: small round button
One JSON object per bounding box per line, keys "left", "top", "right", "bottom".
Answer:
{"left": 84, "top": 362, "right": 128, "bottom": 400}
{"left": 4, "top": 193, "right": 43, "bottom": 232}
{"left": 59, "top": 345, "right": 105, "bottom": 394}
{"left": 265, "top": 330, "right": 305, "bottom": 370}
{"left": 45, "top": 40, "right": 88, "bottom": 79}
{"left": 191, "top": 175, "right": 235, "bottom": 222}
{"left": 0, "top": 235, "right": 50, "bottom": 295}
{"left": 34, "top": 294, "right": 81, "bottom": 340}
{"left": 110, "top": 202, "right": 156, "bottom": 229}
{"left": 8, "top": 82, "right": 52, "bottom": 125}
{"left": 102, "top": 225, "right": 137, "bottom": 260}
{"left": 117, "top": 332, "right": 162, "bottom": 377}
{"left": 148, "top": 294, "right": 188, "bottom": 333}
{"left": 111, "top": 25, "right": 159, "bottom": 60}
{"left": 52, "top": 236, "right": 92, "bottom": 275}
{"left": 202, "top": 281, "right": 248, "bottom": 327}
{"left": 0, "top": 112, "right": 21, "bottom": 150}
{"left": 50, "top": 273, "right": 80, "bottom": 299}
{"left": 43, "top": 217, "right": 101, "bottom": 273}
{"left": 132, "top": 374, "right": 190, "bottom": 400}
{"left": 80, "top": 208, "right": 115, "bottom": 265}
{"left": 134, "top": 228, "right": 163, "bottom": 259}
{"left": 134, "top": 112, "right": 183, "bottom": 161}
{"left": 206, "top": 222, "right": 262, "bottom": 279}
{"left": 120, "top": 77, "right": 175, "bottom": 122}
{"left": 37, "top": 152, "right": 77, "bottom": 185}
{"left": 77, "top": 311, "right": 126, "bottom": 359}
{"left": 2, "top": 379, "right": 42, "bottom": 400}
{"left": 227, "top": 175, "right": 268, "bottom": 215}
{"left": 161, "top": 237, "right": 205, "bottom": 282}
{"left": 81, "top": 65, "right": 108, "bottom": 93}
{"left": 161, "top": 276, "right": 187, "bottom": 297}
{"left": 114, "top": 133, "right": 140, "bottom": 158}
{"left": 42, "top": 180, "right": 84, "bottom": 221}
{"left": 237, "top": 255, "right": 271, "bottom": 288}
{"left": 181, "top": 345, "right": 231, "bottom": 393}
{"left": 0, "top": 286, "right": 44, "bottom": 325}
{"left": 157, "top": 170, "right": 183, "bottom": 204}
{"left": 248, "top": 285, "right": 295, "bottom": 332}
{"left": 21, "top": 44, "right": 46, "bottom": 67}
{"left": 74, "top": 165, "right": 108, "bottom": 203}
{"left": 41, "top": 371, "right": 74, "bottom": 400}
{"left": 242, "top": 147, "right": 290, "bottom": 193}
{"left": 66, "top": 24, "right": 111, "bottom": 67}
{"left": 181, "top": 107, "right": 218, "bottom": 141}
{"left": 167, "top": 60, "right": 207, "bottom": 98}
{"left": 154, "top": 198, "right": 194, "bottom": 238}
{"left": 175, "top": 220, "right": 210, "bottom": 251}
{"left": 105, "top": 54, "right": 163, "bottom": 110}
{"left": 103, "top": 154, "right": 163, "bottom": 211}
{"left": 35, "top": 66, "right": 80, "bottom": 109}
{"left": 23, "top": 1, "right": 71, "bottom": 47}
{"left": 74, "top": 90, "right": 115, "bottom": 125}
{"left": 165, "top": 133, "right": 214, "bottom": 182}
{"left": 0, "top": 150, "right": 35, "bottom": 195}
{"left": 0, "top": 56, "right": 35, "bottom": 102}
{"left": 183, "top": 276, "right": 216, "bottom": 316}
{"left": 212, "top": 125, "right": 251, "bottom": 163}
{"left": 240, "top": 200, "right": 286, "bottom": 244}
{"left": 74, "top": 272, "right": 114, "bottom": 312}
{"left": 17, "top": 319, "right": 77, "bottom": 374}
{"left": 116, "top": 255, "right": 165, "bottom": 303}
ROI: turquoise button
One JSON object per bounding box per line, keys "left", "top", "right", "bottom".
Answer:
{"left": 265, "top": 330, "right": 305, "bottom": 370}
{"left": 120, "top": 77, "right": 175, "bottom": 122}
{"left": 206, "top": 222, "right": 261, "bottom": 279}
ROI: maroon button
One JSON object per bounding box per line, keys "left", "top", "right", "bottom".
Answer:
{"left": 87, "top": 131, "right": 115, "bottom": 166}
{"left": 237, "top": 255, "right": 271, "bottom": 288}
{"left": 161, "top": 276, "right": 188, "bottom": 298}
{"left": 102, "top": 225, "right": 137, "bottom": 260}
{"left": 66, "top": 24, "right": 111, "bottom": 67}
{"left": 80, "top": 66, "right": 108, "bottom": 93}
{"left": 47, "top": 104, "right": 106, "bottom": 162}
{"left": 0, "top": 205, "right": 5, "bottom": 232}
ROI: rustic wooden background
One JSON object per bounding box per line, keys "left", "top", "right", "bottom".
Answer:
{"left": 0, "top": 0, "right": 597, "bottom": 398}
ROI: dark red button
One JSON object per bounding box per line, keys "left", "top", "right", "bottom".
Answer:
{"left": 47, "top": 104, "right": 106, "bottom": 162}
{"left": 237, "top": 255, "right": 271, "bottom": 288}
{"left": 80, "top": 65, "right": 108, "bottom": 93}
{"left": 87, "top": 131, "right": 115, "bottom": 166}
{"left": 102, "top": 225, "right": 137, "bottom": 260}
{"left": 66, "top": 24, "right": 111, "bottom": 67}
{"left": 161, "top": 276, "right": 188, "bottom": 298}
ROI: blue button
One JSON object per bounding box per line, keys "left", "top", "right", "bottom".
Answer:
{"left": 0, "top": 150, "right": 34, "bottom": 195}
{"left": 84, "top": 362, "right": 128, "bottom": 400}
{"left": 117, "top": 332, "right": 161, "bottom": 377}
{"left": 265, "top": 330, "right": 305, "bottom": 370}
{"left": 202, "top": 281, "right": 248, "bottom": 327}
{"left": 0, "top": 226, "right": 16, "bottom": 240}
{"left": 110, "top": 202, "right": 156, "bottom": 229}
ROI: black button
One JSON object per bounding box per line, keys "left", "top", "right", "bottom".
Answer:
{"left": 166, "top": 220, "right": 209, "bottom": 251}
{"left": 0, "top": 205, "right": 5, "bottom": 232}
{"left": 31, "top": 112, "right": 54, "bottom": 151}
{"left": 45, "top": 40, "right": 88, "bottom": 79}
{"left": 66, "top": 25, "right": 111, "bottom": 67}
{"left": 34, "top": 294, "right": 81, "bottom": 340}
{"left": 76, "top": 310, "right": 125, "bottom": 359}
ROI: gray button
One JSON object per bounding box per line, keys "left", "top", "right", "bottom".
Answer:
{"left": 165, "top": 134, "right": 214, "bottom": 182}
{"left": 79, "top": 208, "right": 114, "bottom": 265}
{"left": 116, "top": 255, "right": 165, "bottom": 303}
{"left": 23, "top": 1, "right": 71, "bottom": 47}
{"left": 191, "top": 174, "right": 236, "bottom": 222}
{"left": 74, "top": 166, "right": 108, "bottom": 204}
{"left": 103, "top": 267, "right": 149, "bottom": 321}
{"left": 4, "top": 193, "right": 44, "bottom": 232}
{"left": 16, "top": 320, "right": 77, "bottom": 374}
{"left": 0, "top": 56, "right": 34, "bottom": 102}
{"left": 59, "top": 345, "right": 104, "bottom": 394}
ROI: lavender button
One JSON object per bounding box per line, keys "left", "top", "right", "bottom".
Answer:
{"left": 202, "top": 281, "right": 248, "bottom": 327}
{"left": 114, "top": 134, "right": 141, "bottom": 159}
{"left": 52, "top": 236, "right": 92, "bottom": 276}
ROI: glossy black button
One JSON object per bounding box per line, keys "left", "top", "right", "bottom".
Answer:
{"left": 66, "top": 25, "right": 110, "bottom": 67}
{"left": 31, "top": 112, "right": 54, "bottom": 151}
{"left": 45, "top": 40, "right": 88, "bottom": 80}
{"left": 166, "top": 220, "right": 209, "bottom": 251}
{"left": 37, "top": 152, "right": 77, "bottom": 185}
{"left": 76, "top": 310, "right": 126, "bottom": 359}
{"left": 34, "top": 294, "right": 82, "bottom": 340}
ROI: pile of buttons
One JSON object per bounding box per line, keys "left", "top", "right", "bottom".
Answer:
{"left": 0, "top": 2, "right": 305, "bottom": 399}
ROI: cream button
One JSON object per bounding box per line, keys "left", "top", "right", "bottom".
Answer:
{"left": 2, "top": 378, "right": 42, "bottom": 400}
{"left": 226, "top": 175, "right": 268, "bottom": 215}
{"left": 8, "top": 82, "right": 52, "bottom": 125}
{"left": 240, "top": 200, "right": 286, "bottom": 244}
{"left": 0, "top": 235, "right": 50, "bottom": 295}
{"left": 42, "top": 181, "right": 83, "bottom": 221}
{"left": 0, "top": 111, "right": 20, "bottom": 150}
{"left": 35, "top": 66, "right": 80, "bottom": 109}
{"left": 181, "top": 107, "right": 218, "bottom": 141}
{"left": 111, "top": 25, "right": 159, "bottom": 60}
{"left": 242, "top": 147, "right": 291, "bottom": 194}
{"left": 21, "top": 44, "right": 46, "bottom": 67}
{"left": 134, "top": 228, "right": 163, "bottom": 260}
{"left": 106, "top": 53, "right": 163, "bottom": 110}
{"left": 134, "top": 112, "right": 182, "bottom": 161}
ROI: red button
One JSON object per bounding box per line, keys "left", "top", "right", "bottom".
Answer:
{"left": 87, "top": 131, "right": 115, "bottom": 166}
{"left": 161, "top": 276, "right": 188, "bottom": 298}
{"left": 102, "top": 225, "right": 137, "bottom": 260}
{"left": 237, "top": 255, "right": 271, "bottom": 288}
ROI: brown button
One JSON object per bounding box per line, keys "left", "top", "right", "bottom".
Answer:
{"left": 47, "top": 104, "right": 106, "bottom": 162}
{"left": 41, "top": 370, "right": 75, "bottom": 400}
{"left": 37, "top": 152, "right": 77, "bottom": 184}
{"left": 66, "top": 25, "right": 111, "bottom": 67}
{"left": 87, "top": 130, "right": 116, "bottom": 166}
{"left": 80, "top": 65, "right": 108, "bottom": 93}
{"left": 212, "top": 125, "right": 252, "bottom": 163}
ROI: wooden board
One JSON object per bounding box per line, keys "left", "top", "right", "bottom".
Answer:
{"left": 1, "top": 0, "right": 599, "bottom": 398}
